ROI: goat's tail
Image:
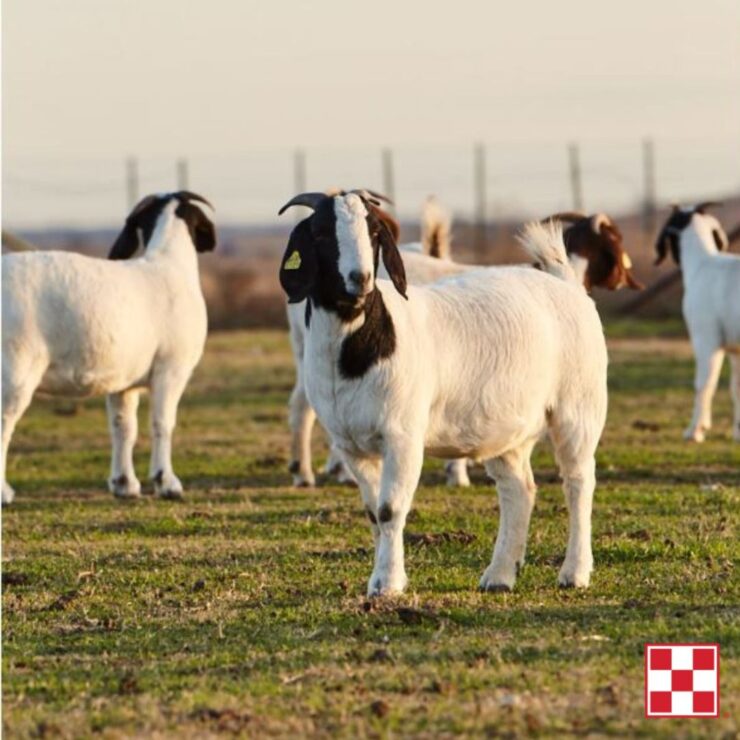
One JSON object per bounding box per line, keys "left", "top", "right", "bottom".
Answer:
{"left": 517, "top": 221, "right": 579, "bottom": 284}
{"left": 421, "top": 196, "right": 452, "bottom": 259}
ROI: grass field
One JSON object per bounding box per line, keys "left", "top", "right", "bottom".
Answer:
{"left": 2, "top": 328, "right": 739, "bottom": 738}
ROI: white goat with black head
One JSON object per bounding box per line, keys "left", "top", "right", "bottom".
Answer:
{"left": 285, "top": 204, "right": 637, "bottom": 489}
{"left": 655, "top": 203, "right": 740, "bottom": 442}
{"left": 2, "top": 191, "right": 216, "bottom": 504}
{"left": 278, "top": 190, "right": 607, "bottom": 596}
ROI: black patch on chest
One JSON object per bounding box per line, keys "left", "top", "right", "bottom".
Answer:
{"left": 338, "top": 290, "right": 396, "bottom": 379}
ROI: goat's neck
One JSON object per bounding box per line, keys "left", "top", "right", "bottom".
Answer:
{"left": 679, "top": 227, "right": 717, "bottom": 285}
{"left": 144, "top": 219, "right": 201, "bottom": 284}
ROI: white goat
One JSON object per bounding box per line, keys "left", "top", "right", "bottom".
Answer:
{"left": 655, "top": 203, "right": 740, "bottom": 442}
{"left": 279, "top": 191, "right": 607, "bottom": 596}
{"left": 1, "top": 191, "right": 216, "bottom": 503}
{"left": 286, "top": 204, "right": 636, "bottom": 488}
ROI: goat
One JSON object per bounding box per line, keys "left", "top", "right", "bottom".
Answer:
{"left": 1, "top": 191, "right": 216, "bottom": 504}
{"left": 279, "top": 191, "right": 608, "bottom": 596}
{"left": 286, "top": 204, "right": 637, "bottom": 488}
{"left": 655, "top": 203, "right": 740, "bottom": 442}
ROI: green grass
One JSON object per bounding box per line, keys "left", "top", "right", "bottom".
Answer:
{"left": 3, "top": 329, "right": 739, "bottom": 738}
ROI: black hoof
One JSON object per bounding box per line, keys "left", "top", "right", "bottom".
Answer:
{"left": 480, "top": 583, "right": 512, "bottom": 593}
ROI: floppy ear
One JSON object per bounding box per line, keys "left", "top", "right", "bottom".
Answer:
{"left": 654, "top": 230, "right": 678, "bottom": 266}
{"left": 370, "top": 204, "right": 401, "bottom": 244}
{"left": 712, "top": 228, "right": 727, "bottom": 252}
{"left": 108, "top": 219, "right": 140, "bottom": 260}
{"left": 279, "top": 218, "right": 318, "bottom": 303}
{"left": 377, "top": 218, "right": 407, "bottom": 299}
{"left": 176, "top": 201, "right": 217, "bottom": 252}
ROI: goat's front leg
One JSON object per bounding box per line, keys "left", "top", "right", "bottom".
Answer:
{"left": 367, "top": 437, "right": 424, "bottom": 597}
{"left": 685, "top": 345, "right": 725, "bottom": 442}
{"left": 149, "top": 370, "right": 191, "bottom": 499}
{"left": 341, "top": 454, "right": 382, "bottom": 558}
{"left": 730, "top": 354, "right": 740, "bottom": 442}
{"left": 106, "top": 390, "right": 141, "bottom": 498}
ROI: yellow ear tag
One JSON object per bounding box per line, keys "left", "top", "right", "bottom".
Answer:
{"left": 284, "top": 250, "right": 302, "bottom": 270}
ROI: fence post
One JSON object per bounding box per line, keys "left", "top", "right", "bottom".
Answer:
{"left": 177, "top": 158, "right": 189, "bottom": 190}
{"left": 568, "top": 143, "right": 583, "bottom": 211}
{"left": 642, "top": 138, "right": 657, "bottom": 235}
{"left": 381, "top": 148, "right": 395, "bottom": 209}
{"left": 125, "top": 157, "right": 139, "bottom": 209}
{"left": 474, "top": 142, "right": 487, "bottom": 257}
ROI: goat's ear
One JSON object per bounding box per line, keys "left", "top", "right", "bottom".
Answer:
{"left": 654, "top": 231, "right": 676, "bottom": 266}
{"left": 369, "top": 204, "right": 401, "bottom": 244}
{"left": 377, "top": 218, "right": 407, "bottom": 299}
{"left": 176, "top": 201, "right": 217, "bottom": 252}
{"left": 712, "top": 228, "right": 727, "bottom": 252}
{"left": 108, "top": 219, "right": 140, "bottom": 260}
{"left": 279, "top": 218, "right": 317, "bottom": 303}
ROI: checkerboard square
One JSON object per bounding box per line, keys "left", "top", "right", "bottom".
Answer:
{"left": 693, "top": 692, "right": 715, "bottom": 714}
{"left": 650, "top": 648, "right": 672, "bottom": 670}
{"left": 645, "top": 644, "right": 720, "bottom": 718}
{"left": 672, "top": 691, "right": 694, "bottom": 716}
{"left": 672, "top": 670, "right": 693, "bottom": 691}
{"left": 650, "top": 691, "right": 672, "bottom": 714}
{"left": 693, "top": 647, "right": 715, "bottom": 670}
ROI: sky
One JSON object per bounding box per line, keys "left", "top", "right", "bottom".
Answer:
{"left": 3, "top": 0, "right": 739, "bottom": 227}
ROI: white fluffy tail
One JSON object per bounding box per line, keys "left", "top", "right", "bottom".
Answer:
{"left": 421, "top": 196, "right": 452, "bottom": 259}
{"left": 517, "top": 221, "right": 579, "bottom": 284}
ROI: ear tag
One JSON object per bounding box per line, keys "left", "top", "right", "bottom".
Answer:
{"left": 284, "top": 250, "right": 302, "bottom": 270}
{"left": 622, "top": 253, "right": 632, "bottom": 269}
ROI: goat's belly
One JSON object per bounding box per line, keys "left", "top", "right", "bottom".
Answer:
{"left": 38, "top": 356, "right": 153, "bottom": 397}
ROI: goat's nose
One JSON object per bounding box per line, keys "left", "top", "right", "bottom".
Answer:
{"left": 349, "top": 270, "right": 371, "bottom": 288}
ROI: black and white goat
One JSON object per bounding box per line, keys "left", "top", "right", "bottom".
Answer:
{"left": 655, "top": 203, "right": 740, "bottom": 442}
{"left": 286, "top": 204, "right": 637, "bottom": 488}
{"left": 279, "top": 191, "right": 608, "bottom": 595}
{"left": 1, "top": 191, "right": 216, "bottom": 503}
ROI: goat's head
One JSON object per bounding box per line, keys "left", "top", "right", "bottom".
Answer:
{"left": 278, "top": 190, "right": 406, "bottom": 315}
{"left": 654, "top": 202, "right": 728, "bottom": 266}
{"left": 109, "top": 191, "right": 216, "bottom": 260}
{"left": 546, "top": 212, "right": 643, "bottom": 291}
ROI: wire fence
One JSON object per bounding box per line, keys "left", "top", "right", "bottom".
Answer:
{"left": 3, "top": 135, "right": 739, "bottom": 231}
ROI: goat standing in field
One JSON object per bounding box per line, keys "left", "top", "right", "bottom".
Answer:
{"left": 279, "top": 190, "right": 607, "bottom": 595}
{"left": 286, "top": 202, "right": 637, "bottom": 489}
{"left": 655, "top": 203, "right": 740, "bottom": 442}
{"left": 1, "top": 191, "right": 216, "bottom": 503}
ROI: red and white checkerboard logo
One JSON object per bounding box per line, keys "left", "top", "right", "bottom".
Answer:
{"left": 645, "top": 644, "right": 720, "bottom": 718}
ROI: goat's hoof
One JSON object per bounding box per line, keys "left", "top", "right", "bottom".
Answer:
{"left": 558, "top": 566, "right": 591, "bottom": 589}
{"left": 153, "top": 471, "right": 184, "bottom": 500}
{"left": 683, "top": 427, "right": 706, "bottom": 443}
{"left": 367, "top": 571, "right": 408, "bottom": 598}
{"left": 109, "top": 475, "right": 141, "bottom": 499}
{"left": 480, "top": 582, "right": 512, "bottom": 594}
{"left": 292, "top": 475, "right": 315, "bottom": 488}
{"left": 444, "top": 461, "right": 471, "bottom": 488}
{"left": 2, "top": 482, "right": 16, "bottom": 506}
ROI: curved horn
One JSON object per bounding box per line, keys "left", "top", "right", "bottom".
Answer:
{"left": 174, "top": 191, "right": 214, "bottom": 210}
{"left": 129, "top": 194, "right": 160, "bottom": 217}
{"left": 695, "top": 201, "right": 722, "bottom": 214}
{"left": 541, "top": 211, "right": 587, "bottom": 224}
{"left": 349, "top": 188, "right": 394, "bottom": 206}
{"left": 278, "top": 192, "right": 327, "bottom": 215}
{"left": 590, "top": 213, "right": 612, "bottom": 233}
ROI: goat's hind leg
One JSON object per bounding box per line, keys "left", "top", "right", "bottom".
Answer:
{"left": 685, "top": 344, "right": 724, "bottom": 443}
{"left": 730, "top": 353, "right": 740, "bottom": 442}
{"left": 2, "top": 358, "right": 44, "bottom": 505}
{"left": 107, "top": 389, "right": 141, "bottom": 498}
{"left": 480, "top": 440, "right": 537, "bottom": 592}
{"left": 288, "top": 379, "right": 317, "bottom": 487}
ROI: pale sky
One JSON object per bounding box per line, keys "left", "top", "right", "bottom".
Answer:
{"left": 3, "top": 0, "right": 739, "bottom": 227}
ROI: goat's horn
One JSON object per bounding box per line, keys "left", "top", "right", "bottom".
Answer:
{"left": 695, "top": 201, "right": 722, "bottom": 213}
{"left": 590, "top": 213, "right": 612, "bottom": 233}
{"left": 350, "top": 189, "right": 394, "bottom": 206}
{"left": 175, "top": 191, "right": 215, "bottom": 210}
{"left": 278, "top": 192, "right": 327, "bottom": 215}
{"left": 129, "top": 194, "right": 160, "bottom": 217}
{"left": 541, "top": 211, "right": 586, "bottom": 224}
